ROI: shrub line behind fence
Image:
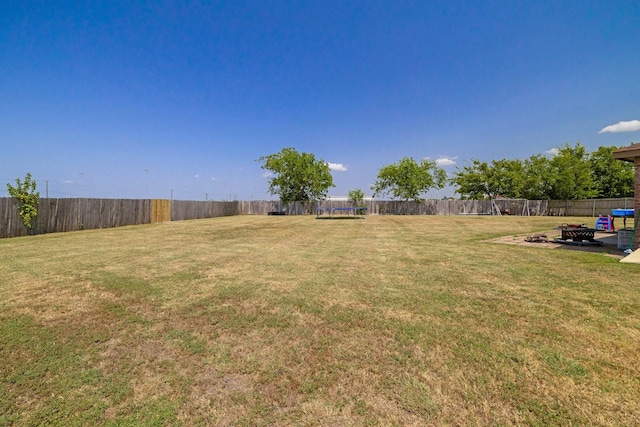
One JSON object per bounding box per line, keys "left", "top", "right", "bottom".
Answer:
{"left": 0, "top": 197, "right": 635, "bottom": 239}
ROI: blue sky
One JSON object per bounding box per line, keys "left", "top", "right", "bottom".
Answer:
{"left": 2, "top": 1, "right": 639, "bottom": 200}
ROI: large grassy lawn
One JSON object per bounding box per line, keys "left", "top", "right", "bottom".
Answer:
{"left": 1, "top": 215, "right": 639, "bottom": 426}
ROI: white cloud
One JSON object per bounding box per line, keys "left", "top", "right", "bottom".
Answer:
{"left": 262, "top": 171, "right": 274, "bottom": 178}
{"left": 63, "top": 180, "right": 73, "bottom": 184}
{"left": 194, "top": 174, "right": 200, "bottom": 178}
{"left": 328, "top": 162, "right": 347, "bottom": 171}
{"left": 545, "top": 148, "right": 560, "bottom": 156}
{"left": 598, "top": 120, "right": 640, "bottom": 134}
{"left": 435, "top": 156, "right": 457, "bottom": 166}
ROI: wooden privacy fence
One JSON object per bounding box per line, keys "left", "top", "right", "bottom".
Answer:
{"left": 546, "top": 198, "right": 635, "bottom": 217}
{"left": 238, "top": 198, "right": 634, "bottom": 217}
{"left": 151, "top": 199, "right": 171, "bottom": 223}
{"left": 171, "top": 200, "right": 238, "bottom": 221}
{"left": 0, "top": 198, "right": 238, "bottom": 238}
{"left": 252, "top": 199, "right": 551, "bottom": 216}
{"left": 370, "top": 199, "right": 547, "bottom": 216}
{"left": 1, "top": 198, "right": 151, "bottom": 238}
{"left": 236, "top": 200, "right": 311, "bottom": 215}
{"left": 0, "top": 197, "right": 636, "bottom": 238}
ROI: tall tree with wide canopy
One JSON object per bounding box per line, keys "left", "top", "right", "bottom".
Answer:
{"left": 451, "top": 143, "right": 607, "bottom": 200}
{"left": 547, "top": 143, "right": 597, "bottom": 200}
{"left": 258, "top": 147, "right": 334, "bottom": 204}
{"left": 373, "top": 157, "right": 446, "bottom": 201}
{"left": 451, "top": 158, "right": 525, "bottom": 199}
{"left": 450, "top": 159, "right": 492, "bottom": 199}
{"left": 589, "top": 145, "right": 634, "bottom": 198}
{"left": 521, "top": 154, "right": 554, "bottom": 200}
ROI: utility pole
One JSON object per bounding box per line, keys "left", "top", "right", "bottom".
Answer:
{"left": 45, "top": 180, "right": 49, "bottom": 198}
{"left": 205, "top": 193, "right": 208, "bottom": 201}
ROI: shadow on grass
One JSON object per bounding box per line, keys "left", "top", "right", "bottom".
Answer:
{"left": 315, "top": 217, "right": 366, "bottom": 220}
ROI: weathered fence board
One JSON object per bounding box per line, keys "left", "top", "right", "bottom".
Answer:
{"left": 243, "top": 199, "right": 553, "bottom": 216}
{"left": 547, "top": 198, "right": 634, "bottom": 217}
{"left": 235, "top": 200, "right": 313, "bottom": 215}
{"left": 151, "top": 199, "right": 172, "bottom": 223}
{"left": 171, "top": 200, "right": 237, "bottom": 221}
{"left": 236, "top": 200, "right": 286, "bottom": 215}
{"left": 0, "top": 197, "right": 635, "bottom": 239}
{"left": 0, "top": 198, "right": 151, "bottom": 238}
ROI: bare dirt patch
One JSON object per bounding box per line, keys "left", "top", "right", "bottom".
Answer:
{"left": 490, "top": 229, "right": 626, "bottom": 258}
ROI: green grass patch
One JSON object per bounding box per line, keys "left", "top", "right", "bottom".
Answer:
{"left": 1, "top": 215, "right": 639, "bottom": 425}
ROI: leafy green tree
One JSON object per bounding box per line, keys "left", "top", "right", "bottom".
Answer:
{"left": 450, "top": 158, "right": 524, "bottom": 199}
{"left": 589, "top": 145, "right": 634, "bottom": 198}
{"left": 7, "top": 172, "right": 40, "bottom": 228}
{"left": 450, "top": 159, "right": 490, "bottom": 199}
{"left": 348, "top": 188, "right": 365, "bottom": 207}
{"left": 521, "top": 154, "right": 554, "bottom": 200}
{"left": 450, "top": 143, "right": 631, "bottom": 201}
{"left": 348, "top": 188, "right": 366, "bottom": 214}
{"left": 258, "top": 147, "right": 334, "bottom": 204}
{"left": 373, "top": 157, "right": 446, "bottom": 201}
{"left": 487, "top": 158, "right": 525, "bottom": 198}
{"left": 547, "top": 143, "right": 597, "bottom": 200}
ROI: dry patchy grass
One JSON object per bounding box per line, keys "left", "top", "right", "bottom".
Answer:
{"left": 1, "top": 215, "right": 639, "bottom": 426}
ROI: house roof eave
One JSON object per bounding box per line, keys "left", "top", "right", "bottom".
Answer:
{"left": 612, "top": 143, "right": 640, "bottom": 162}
